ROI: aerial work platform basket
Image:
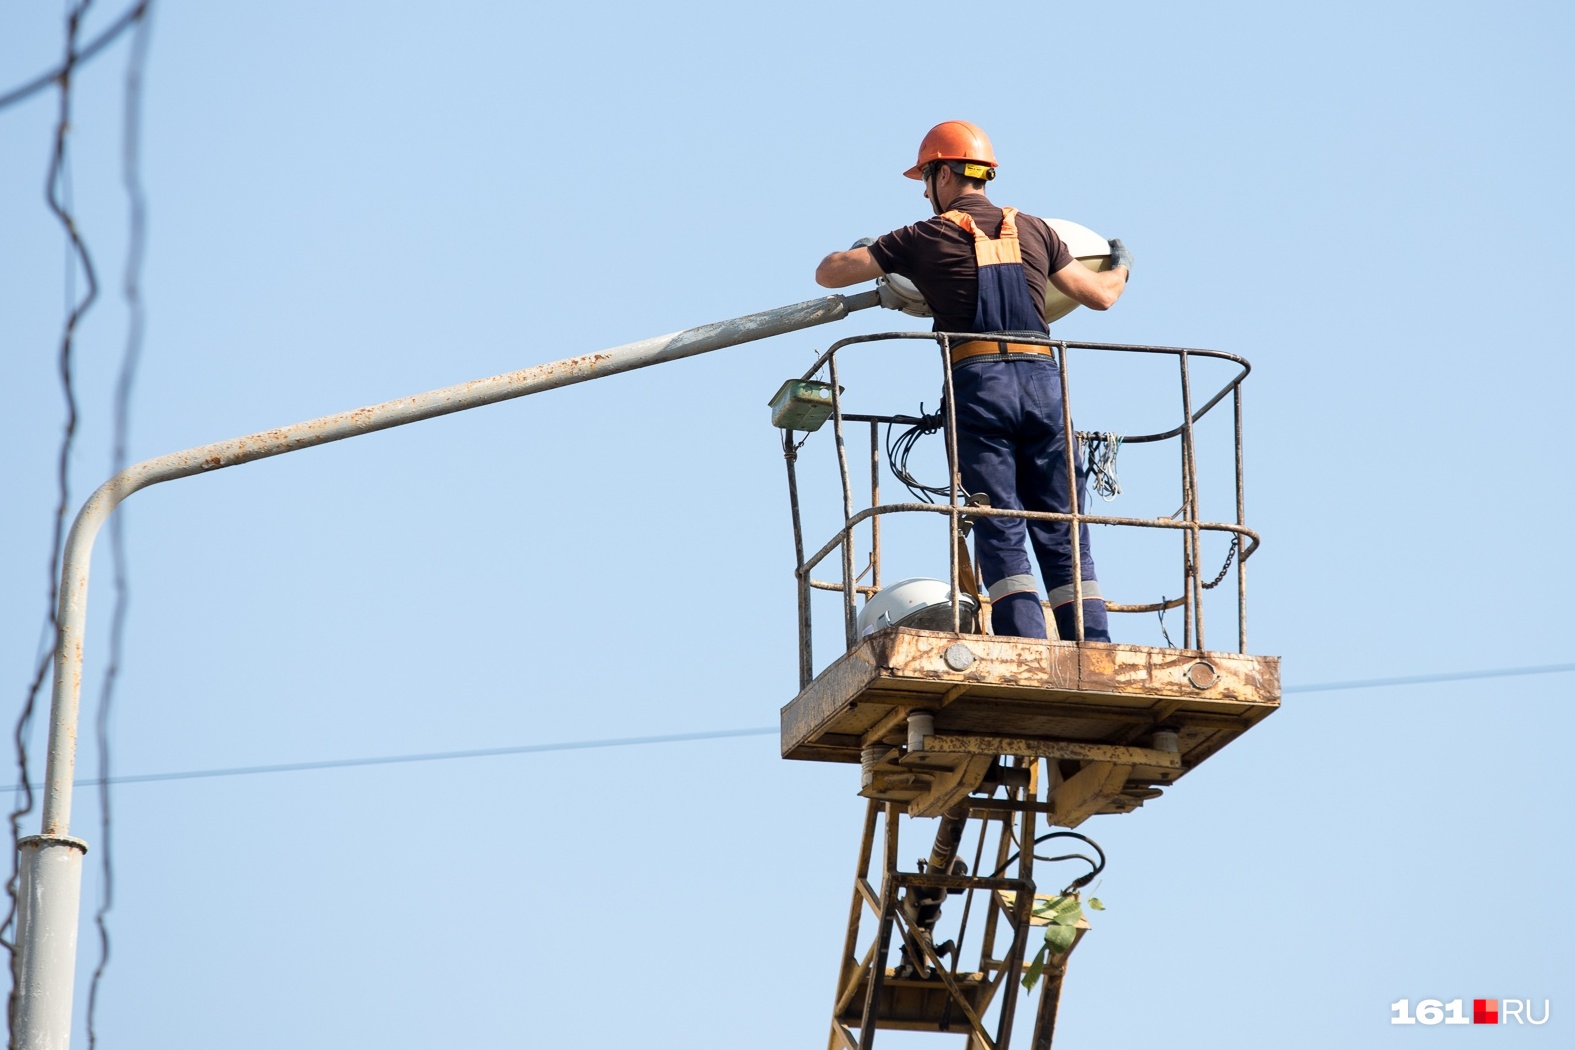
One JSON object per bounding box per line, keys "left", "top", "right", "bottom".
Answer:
{"left": 783, "top": 628, "right": 1277, "bottom": 822}
{"left": 773, "top": 332, "right": 1279, "bottom": 1050}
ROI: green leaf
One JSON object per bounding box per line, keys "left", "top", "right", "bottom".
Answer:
{"left": 1087, "top": 898, "right": 1105, "bottom": 911}
{"left": 1042, "top": 923, "right": 1077, "bottom": 954}
{"left": 1022, "top": 945, "right": 1049, "bottom": 991}
{"left": 1033, "top": 895, "right": 1082, "bottom": 925}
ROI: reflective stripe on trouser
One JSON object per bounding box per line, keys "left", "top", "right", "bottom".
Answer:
{"left": 1047, "top": 579, "right": 1102, "bottom": 606}
{"left": 986, "top": 574, "right": 1039, "bottom": 601}
{"left": 953, "top": 356, "right": 1109, "bottom": 642}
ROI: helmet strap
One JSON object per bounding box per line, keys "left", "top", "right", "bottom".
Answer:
{"left": 925, "top": 164, "right": 944, "bottom": 215}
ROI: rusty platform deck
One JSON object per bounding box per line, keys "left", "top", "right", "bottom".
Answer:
{"left": 781, "top": 628, "right": 1280, "bottom": 823}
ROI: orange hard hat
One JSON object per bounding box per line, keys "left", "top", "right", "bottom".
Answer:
{"left": 904, "top": 120, "right": 998, "bottom": 181}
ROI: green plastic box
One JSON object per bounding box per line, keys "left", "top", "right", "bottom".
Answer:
{"left": 768, "top": 379, "right": 838, "bottom": 432}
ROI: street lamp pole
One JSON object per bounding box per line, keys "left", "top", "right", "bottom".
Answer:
{"left": 10, "top": 290, "right": 880, "bottom": 1049}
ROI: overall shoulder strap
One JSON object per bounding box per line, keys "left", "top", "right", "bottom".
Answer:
{"left": 940, "top": 209, "right": 982, "bottom": 238}
{"left": 941, "top": 207, "right": 1022, "bottom": 266}
{"left": 941, "top": 207, "right": 1020, "bottom": 244}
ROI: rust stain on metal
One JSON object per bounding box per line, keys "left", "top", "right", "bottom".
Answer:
{"left": 781, "top": 628, "right": 1278, "bottom": 815}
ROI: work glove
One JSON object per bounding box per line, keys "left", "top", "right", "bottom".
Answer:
{"left": 850, "top": 236, "right": 876, "bottom": 250}
{"left": 1108, "top": 237, "right": 1133, "bottom": 279}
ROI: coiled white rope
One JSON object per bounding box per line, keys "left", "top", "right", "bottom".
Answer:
{"left": 1077, "top": 431, "right": 1123, "bottom": 501}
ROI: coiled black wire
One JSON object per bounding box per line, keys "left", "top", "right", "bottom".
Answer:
{"left": 885, "top": 404, "right": 951, "bottom": 502}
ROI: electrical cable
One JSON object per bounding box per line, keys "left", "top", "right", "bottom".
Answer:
{"left": 3, "top": 656, "right": 1568, "bottom": 797}
{"left": 85, "top": 7, "right": 153, "bottom": 1045}
{"left": 883, "top": 411, "right": 1125, "bottom": 506}
{"left": 3, "top": 726, "right": 780, "bottom": 794}
{"left": 0, "top": 1, "right": 150, "bottom": 113}
{"left": 885, "top": 405, "right": 952, "bottom": 503}
{"left": 6, "top": 5, "right": 102, "bottom": 1024}
{"left": 2, "top": 660, "right": 1570, "bottom": 796}
{"left": 988, "top": 830, "right": 1106, "bottom": 893}
{"left": 780, "top": 423, "right": 809, "bottom": 457}
{"left": 1281, "top": 661, "right": 1575, "bottom": 693}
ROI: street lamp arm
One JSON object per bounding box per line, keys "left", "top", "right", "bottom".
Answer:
{"left": 40, "top": 288, "right": 876, "bottom": 834}
{"left": 17, "top": 288, "right": 880, "bottom": 1050}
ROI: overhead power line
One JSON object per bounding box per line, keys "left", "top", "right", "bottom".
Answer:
{"left": 4, "top": 659, "right": 1568, "bottom": 795}
{"left": 69, "top": 726, "right": 782, "bottom": 789}
{"left": 1281, "top": 661, "right": 1575, "bottom": 693}
{"left": 86, "top": 7, "right": 155, "bottom": 1043}
{"left": 0, "top": 1, "right": 151, "bottom": 113}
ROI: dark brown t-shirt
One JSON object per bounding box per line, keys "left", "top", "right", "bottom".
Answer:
{"left": 866, "top": 194, "right": 1073, "bottom": 333}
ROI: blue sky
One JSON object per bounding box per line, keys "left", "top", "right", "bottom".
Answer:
{"left": 1, "top": 1, "right": 1571, "bottom": 1046}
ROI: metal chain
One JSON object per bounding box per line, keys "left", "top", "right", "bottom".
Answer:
{"left": 1200, "top": 537, "right": 1238, "bottom": 590}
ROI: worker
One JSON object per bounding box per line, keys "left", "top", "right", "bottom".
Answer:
{"left": 814, "top": 120, "right": 1131, "bottom": 642}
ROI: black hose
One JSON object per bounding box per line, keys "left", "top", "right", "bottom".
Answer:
{"left": 989, "top": 830, "right": 1106, "bottom": 893}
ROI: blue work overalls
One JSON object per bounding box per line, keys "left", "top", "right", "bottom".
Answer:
{"left": 943, "top": 207, "right": 1110, "bottom": 642}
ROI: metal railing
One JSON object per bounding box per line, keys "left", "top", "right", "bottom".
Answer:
{"left": 781, "top": 332, "right": 1260, "bottom": 688}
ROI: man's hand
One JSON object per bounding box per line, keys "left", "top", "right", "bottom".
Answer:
{"left": 1108, "top": 237, "right": 1133, "bottom": 279}
{"left": 1048, "top": 238, "right": 1132, "bottom": 311}
{"left": 816, "top": 237, "right": 885, "bottom": 288}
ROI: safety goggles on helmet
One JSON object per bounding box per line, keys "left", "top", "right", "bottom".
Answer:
{"left": 922, "top": 159, "right": 997, "bottom": 182}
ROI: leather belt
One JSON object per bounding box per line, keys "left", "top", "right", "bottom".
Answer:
{"left": 949, "top": 339, "right": 1056, "bottom": 365}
